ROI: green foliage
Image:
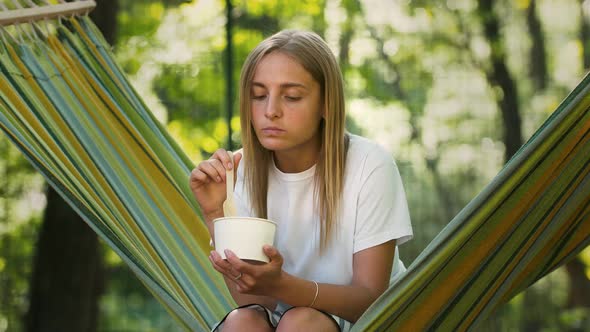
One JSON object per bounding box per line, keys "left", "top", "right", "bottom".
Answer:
{"left": 99, "top": 258, "right": 181, "bottom": 332}
{"left": 154, "top": 63, "right": 224, "bottom": 123}
{"left": 0, "top": 215, "right": 40, "bottom": 332}
{"left": 118, "top": 1, "right": 166, "bottom": 43}
{"left": 559, "top": 307, "right": 590, "bottom": 331}
{"left": 0, "top": 137, "right": 43, "bottom": 332}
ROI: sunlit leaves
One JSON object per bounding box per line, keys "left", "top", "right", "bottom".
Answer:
{"left": 118, "top": 2, "right": 166, "bottom": 43}
{"left": 166, "top": 118, "right": 228, "bottom": 161}
{"left": 234, "top": 0, "right": 322, "bottom": 19}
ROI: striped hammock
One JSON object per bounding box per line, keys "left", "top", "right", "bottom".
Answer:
{"left": 0, "top": 15, "right": 588, "bottom": 332}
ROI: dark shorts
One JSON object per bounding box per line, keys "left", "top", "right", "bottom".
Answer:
{"left": 210, "top": 303, "right": 353, "bottom": 331}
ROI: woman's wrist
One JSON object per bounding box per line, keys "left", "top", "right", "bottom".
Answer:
{"left": 268, "top": 272, "right": 320, "bottom": 309}
{"left": 202, "top": 209, "right": 223, "bottom": 243}
{"left": 267, "top": 270, "right": 289, "bottom": 298}
{"left": 203, "top": 209, "right": 223, "bottom": 223}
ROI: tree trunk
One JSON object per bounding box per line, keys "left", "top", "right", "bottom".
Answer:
{"left": 24, "top": 1, "right": 118, "bottom": 331}
{"left": 580, "top": 0, "right": 590, "bottom": 70}
{"left": 565, "top": 257, "right": 590, "bottom": 307}
{"left": 89, "top": 0, "right": 119, "bottom": 44}
{"left": 477, "top": 0, "right": 523, "bottom": 161}
{"left": 526, "top": 0, "right": 547, "bottom": 90}
{"left": 338, "top": 0, "right": 357, "bottom": 72}
{"left": 24, "top": 188, "right": 104, "bottom": 332}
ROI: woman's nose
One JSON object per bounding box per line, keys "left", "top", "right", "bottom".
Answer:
{"left": 265, "top": 96, "right": 282, "bottom": 119}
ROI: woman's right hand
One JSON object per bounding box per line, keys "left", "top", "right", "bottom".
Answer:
{"left": 189, "top": 149, "right": 242, "bottom": 219}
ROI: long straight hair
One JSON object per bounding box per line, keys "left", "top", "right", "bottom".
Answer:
{"left": 239, "top": 30, "right": 348, "bottom": 249}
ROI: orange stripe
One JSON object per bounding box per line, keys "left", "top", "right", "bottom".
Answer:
{"left": 392, "top": 103, "right": 590, "bottom": 331}
{"left": 498, "top": 195, "right": 590, "bottom": 306}
{"left": 460, "top": 130, "right": 590, "bottom": 329}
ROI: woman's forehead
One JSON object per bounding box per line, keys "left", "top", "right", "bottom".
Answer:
{"left": 252, "top": 52, "right": 316, "bottom": 86}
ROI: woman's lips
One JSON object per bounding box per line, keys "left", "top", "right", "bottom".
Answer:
{"left": 261, "top": 127, "right": 285, "bottom": 135}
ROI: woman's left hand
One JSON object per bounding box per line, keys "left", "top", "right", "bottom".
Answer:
{"left": 209, "top": 245, "right": 284, "bottom": 296}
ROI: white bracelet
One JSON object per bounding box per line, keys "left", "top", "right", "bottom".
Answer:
{"left": 309, "top": 280, "right": 319, "bottom": 307}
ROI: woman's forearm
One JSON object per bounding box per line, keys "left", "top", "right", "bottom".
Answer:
{"left": 271, "top": 272, "right": 382, "bottom": 323}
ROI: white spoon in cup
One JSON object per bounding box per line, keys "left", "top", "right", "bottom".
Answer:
{"left": 222, "top": 151, "right": 237, "bottom": 217}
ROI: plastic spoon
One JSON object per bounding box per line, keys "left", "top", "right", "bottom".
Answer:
{"left": 222, "top": 151, "right": 237, "bottom": 217}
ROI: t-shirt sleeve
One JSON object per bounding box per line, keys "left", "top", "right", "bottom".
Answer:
{"left": 353, "top": 151, "right": 413, "bottom": 253}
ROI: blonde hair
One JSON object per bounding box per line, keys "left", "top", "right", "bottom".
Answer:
{"left": 239, "top": 30, "right": 348, "bottom": 250}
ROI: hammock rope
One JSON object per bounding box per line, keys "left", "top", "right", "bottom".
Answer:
{"left": 0, "top": 5, "right": 588, "bottom": 332}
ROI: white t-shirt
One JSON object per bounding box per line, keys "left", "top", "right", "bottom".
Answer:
{"left": 234, "top": 134, "right": 413, "bottom": 286}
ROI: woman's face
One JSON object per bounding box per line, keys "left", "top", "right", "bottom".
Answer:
{"left": 250, "top": 51, "right": 323, "bottom": 159}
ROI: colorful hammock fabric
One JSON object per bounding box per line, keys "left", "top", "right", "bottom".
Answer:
{"left": 0, "top": 15, "right": 588, "bottom": 332}
{"left": 0, "top": 16, "right": 232, "bottom": 329}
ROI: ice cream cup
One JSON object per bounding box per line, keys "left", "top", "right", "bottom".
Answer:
{"left": 213, "top": 217, "right": 276, "bottom": 263}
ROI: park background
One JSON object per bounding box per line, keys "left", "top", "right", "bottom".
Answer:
{"left": 0, "top": 0, "right": 589, "bottom": 331}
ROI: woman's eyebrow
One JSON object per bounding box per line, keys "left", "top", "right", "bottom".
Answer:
{"left": 252, "top": 81, "right": 307, "bottom": 90}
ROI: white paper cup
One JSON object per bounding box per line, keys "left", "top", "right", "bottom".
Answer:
{"left": 214, "top": 217, "right": 277, "bottom": 263}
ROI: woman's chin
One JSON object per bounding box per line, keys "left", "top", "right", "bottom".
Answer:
{"left": 259, "top": 138, "right": 289, "bottom": 151}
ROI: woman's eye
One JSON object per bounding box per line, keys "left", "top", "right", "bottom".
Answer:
{"left": 252, "top": 95, "right": 266, "bottom": 100}
{"left": 285, "top": 96, "right": 301, "bottom": 101}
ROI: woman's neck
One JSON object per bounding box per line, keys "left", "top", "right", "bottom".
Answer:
{"left": 273, "top": 138, "right": 321, "bottom": 173}
{"left": 273, "top": 151, "right": 318, "bottom": 173}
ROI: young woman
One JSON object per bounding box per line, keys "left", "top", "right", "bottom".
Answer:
{"left": 190, "top": 30, "right": 413, "bottom": 332}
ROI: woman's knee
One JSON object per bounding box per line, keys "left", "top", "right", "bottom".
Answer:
{"left": 276, "top": 307, "right": 339, "bottom": 332}
{"left": 221, "top": 308, "right": 272, "bottom": 332}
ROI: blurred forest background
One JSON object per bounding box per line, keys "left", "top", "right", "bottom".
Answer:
{"left": 1, "top": 0, "right": 590, "bottom": 331}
